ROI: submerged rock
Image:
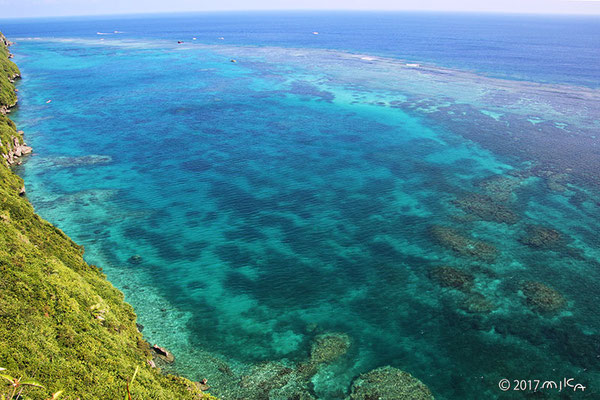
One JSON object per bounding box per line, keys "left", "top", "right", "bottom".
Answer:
{"left": 128, "top": 254, "right": 143, "bottom": 264}
{"left": 519, "top": 225, "right": 561, "bottom": 249}
{"left": 151, "top": 344, "right": 175, "bottom": 363}
{"left": 348, "top": 366, "right": 434, "bottom": 400}
{"left": 429, "top": 266, "right": 474, "bottom": 292}
{"left": 429, "top": 225, "right": 498, "bottom": 262}
{"left": 194, "top": 378, "right": 210, "bottom": 392}
{"left": 520, "top": 281, "right": 566, "bottom": 313}
{"left": 452, "top": 193, "right": 519, "bottom": 224}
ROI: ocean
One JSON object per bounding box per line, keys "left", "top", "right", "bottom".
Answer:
{"left": 1, "top": 11, "right": 600, "bottom": 399}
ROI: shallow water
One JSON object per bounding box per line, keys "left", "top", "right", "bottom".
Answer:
{"left": 7, "top": 15, "right": 600, "bottom": 399}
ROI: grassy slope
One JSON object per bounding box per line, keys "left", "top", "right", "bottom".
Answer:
{"left": 0, "top": 32, "right": 210, "bottom": 399}
{"left": 0, "top": 35, "right": 18, "bottom": 109}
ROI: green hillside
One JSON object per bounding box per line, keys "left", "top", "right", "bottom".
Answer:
{"left": 0, "top": 32, "right": 211, "bottom": 400}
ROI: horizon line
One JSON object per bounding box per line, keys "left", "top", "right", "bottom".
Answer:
{"left": 2, "top": 9, "right": 600, "bottom": 20}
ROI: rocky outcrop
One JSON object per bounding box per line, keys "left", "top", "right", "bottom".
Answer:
{"left": 0, "top": 33, "right": 21, "bottom": 115}
{"left": 151, "top": 344, "right": 175, "bottom": 363}
{"left": 2, "top": 135, "right": 33, "bottom": 166}
{"left": 0, "top": 97, "right": 19, "bottom": 115}
{"left": 348, "top": 366, "right": 434, "bottom": 400}
{"left": 0, "top": 33, "right": 13, "bottom": 48}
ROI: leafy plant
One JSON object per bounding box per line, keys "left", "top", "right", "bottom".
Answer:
{"left": 1, "top": 368, "right": 44, "bottom": 399}
{"left": 46, "top": 391, "right": 63, "bottom": 400}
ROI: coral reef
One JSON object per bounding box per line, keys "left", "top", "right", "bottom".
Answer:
{"left": 309, "top": 332, "right": 351, "bottom": 365}
{"left": 34, "top": 154, "right": 112, "bottom": 169}
{"left": 429, "top": 225, "right": 498, "bottom": 262}
{"left": 520, "top": 281, "right": 566, "bottom": 313}
{"left": 461, "top": 292, "right": 496, "bottom": 313}
{"left": 477, "top": 175, "right": 522, "bottom": 202}
{"left": 236, "top": 360, "right": 317, "bottom": 400}
{"left": 239, "top": 361, "right": 295, "bottom": 395}
{"left": 429, "top": 266, "right": 496, "bottom": 313}
{"left": 348, "top": 366, "right": 434, "bottom": 400}
{"left": 429, "top": 266, "right": 474, "bottom": 292}
{"left": 425, "top": 101, "right": 600, "bottom": 191}
{"left": 519, "top": 225, "right": 561, "bottom": 249}
{"left": 534, "top": 169, "right": 570, "bottom": 192}
{"left": 452, "top": 193, "right": 519, "bottom": 224}
{"left": 226, "top": 332, "right": 352, "bottom": 399}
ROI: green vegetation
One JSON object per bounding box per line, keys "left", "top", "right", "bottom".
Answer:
{"left": 0, "top": 32, "right": 210, "bottom": 399}
{"left": 0, "top": 34, "right": 18, "bottom": 109}
{"left": 1, "top": 367, "right": 60, "bottom": 400}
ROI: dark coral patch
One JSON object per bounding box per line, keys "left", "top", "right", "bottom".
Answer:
{"left": 429, "top": 266, "right": 474, "bottom": 292}
{"left": 519, "top": 225, "right": 561, "bottom": 249}
{"left": 429, "top": 225, "right": 498, "bottom": 262}
{"left": 453, "top": 193, "right": 519, "bottom": 224}
{"left": 520, "top": 281, "right": 566, "bottom": 313}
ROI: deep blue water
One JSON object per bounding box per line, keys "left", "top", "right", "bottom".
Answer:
{"left": 1, "top": 11, "right": 600, "bottom": 87}
{"left": 3, "top": 12, "right": 600, "bottom": 400}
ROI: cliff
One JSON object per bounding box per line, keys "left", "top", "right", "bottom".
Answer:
{"left": 0, "top": 32, "right": 211, "bottom": 399}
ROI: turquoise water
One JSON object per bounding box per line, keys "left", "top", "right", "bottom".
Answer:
{"left": 7, "top": 17, "right": 600, "bottom": 399}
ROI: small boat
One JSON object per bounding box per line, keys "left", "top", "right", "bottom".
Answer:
{"left": 193, "top": 37, "right": 197, "bottom": 40}
{"left": 230, "top": 59, "right": 237, "bottom": 63}
{"left": 177, "top": 41, "right": 184, "bottom": 44}
{"left": 313, "top": 32, "right": 319, "bottom": 35}
{"left": 218, "top": 37, "right": 225, "bottom": 40}
{"left": 46, "top": 100, "right": 52, "bottom": 104}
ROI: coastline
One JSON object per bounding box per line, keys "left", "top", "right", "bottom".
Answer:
{"left": 0, "top": 33, "right": 441, "bottom": 400}
{"left": 0, "top": 33, "right": 31, "bottom": 170}
{"left": 0, "top": 32, "right": 214, "bottom": 399}
{"left": 3, "top": 15, "right": 599, "bottom": 399}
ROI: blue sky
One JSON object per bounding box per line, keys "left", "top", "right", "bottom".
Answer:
{"left": 0, "top": 0, "right": 599, "bottom": 18}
